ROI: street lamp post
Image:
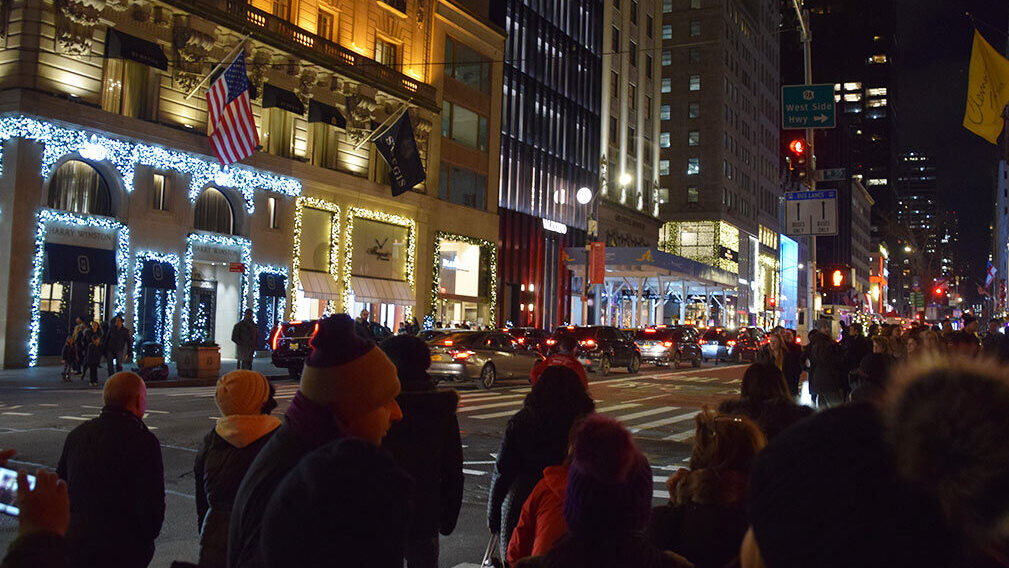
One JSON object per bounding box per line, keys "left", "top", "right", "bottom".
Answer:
{"left": 578, "top": 173, "right": 631, "bottom": 326}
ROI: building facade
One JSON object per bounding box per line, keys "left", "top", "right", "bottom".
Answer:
{"left": 657, "top": 0, "right": 781, "bottom": 327}
{"left": 891, "top": 150, "right": 937, "bottom": 314}
{"left": 0, "top": 0, "right": 504, "bottom": 367}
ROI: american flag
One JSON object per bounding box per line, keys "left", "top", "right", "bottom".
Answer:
{"left": 207, "top": 51, "right": 258, "bottom": 166}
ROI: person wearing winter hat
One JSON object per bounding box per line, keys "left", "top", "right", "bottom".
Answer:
{"left": 517, "top": 415, "right": 692, "bottom": 568}
{"left": 379, "top": 335, "right": 464, "bottom": 568}
{"left": 194, "top": 370, "right": 280, "bottom": 568}
{"left": 260, "top": 437, "right": 413, "bottom": 568}
{"left": 227, "top": 314, "right": 402, "bottom": 568}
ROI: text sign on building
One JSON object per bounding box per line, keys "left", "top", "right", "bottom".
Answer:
{"left": 589, "top": 242, "right": 606, "bottom": 284}
{"left": 229, "top": 262, "right": 246, "bottom": 273}
{"left": 785, "top": 190, "right": 838, "bottom": 236}
{"left": 814, "top": 168, "right": 846, "bottom": 182}
{"left": 782, "top": 84, "right": 836, "bottom": 129}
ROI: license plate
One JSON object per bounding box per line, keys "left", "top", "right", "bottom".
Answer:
{"left": 431, "top": 354, "right": 444, "bottom": 362}
{"left": 289, "top": 342, "right": 299, "bottom": 350}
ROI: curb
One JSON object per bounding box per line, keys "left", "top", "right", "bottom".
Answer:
{"left": 144, "top": 374, "right": 289, "bottom": 388}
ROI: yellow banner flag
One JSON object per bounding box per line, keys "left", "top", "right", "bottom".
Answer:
{"left": 964, "top": 30, "right": 1009, "bottom": 144}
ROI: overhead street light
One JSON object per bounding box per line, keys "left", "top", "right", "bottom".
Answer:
{"left": 580, "top": 172, "right": 633, "bottom": 325}
{"left": 576, "top": 186, "right": 593, "bottom": 205}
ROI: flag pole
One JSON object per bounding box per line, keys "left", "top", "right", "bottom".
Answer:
{"left": 185, "top": 34, "right": 252, "bottom": 101}
{"left": 353, "top": 100, "right": 412, "bottom": 151}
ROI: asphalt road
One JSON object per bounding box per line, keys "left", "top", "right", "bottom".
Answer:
{"left": 0, "top": 360, "right": 748, "bottom": 568}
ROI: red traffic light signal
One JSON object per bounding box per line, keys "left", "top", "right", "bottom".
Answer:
{"left": 764, "top": 296, "right": 777, "bottom": 310}
{"left": 788, "top": 138, "right": 807, "bottom": 156}
{"left": 934, "top": 287, "right": 944, "bottom": 296}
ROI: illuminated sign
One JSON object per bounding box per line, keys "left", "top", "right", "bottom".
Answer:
{"left": 542, "top": 219, "right": 568, "bottom": 234}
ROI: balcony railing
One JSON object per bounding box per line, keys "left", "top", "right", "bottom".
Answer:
{"left": 164, "top": 0, "right": 437, "bottom": 109}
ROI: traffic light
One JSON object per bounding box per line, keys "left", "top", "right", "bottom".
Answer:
{"left": 764, "top": 296, "right": 777, "bottom": 311}
{"left": 818, "top": 265, "right": 852, "bottom": 292}
{"left": 788, "top": 138, "right": 807, "bottom": 155}
{"left": 785, "top": 137, "right": 810, "bottom": 186}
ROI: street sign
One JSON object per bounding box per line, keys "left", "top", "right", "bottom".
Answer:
{"left": 229, "top": 262, "right": 246, "bottom": 273}
{"left": 782, "top": 84, "right": 836, "bottom": 129}
{"left": 785, "top": 190, "right": 838, "bottom": 236}
{"left": 814, "top": 168, "right": 846, "bottom": 182}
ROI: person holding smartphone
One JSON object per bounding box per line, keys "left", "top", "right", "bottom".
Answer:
{"left": 0, "top": 449, "right": 71, "bottom": 568}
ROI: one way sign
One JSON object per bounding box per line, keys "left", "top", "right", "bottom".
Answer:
{"left": 785, "top": 190, "right": 838, "bottom": 236}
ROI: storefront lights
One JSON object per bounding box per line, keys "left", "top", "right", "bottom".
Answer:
{"left": 430, "top": 232, "right": 497, "bottom": 325}
{"left": 180, "top": 233, "right": 251, "bottom": 344}
{"left": 291, "top": 197, "right": 341, "bottom": 314}
{"left": 253, "top": 264, "right": 288, "bottom": 333}
{"left": 132, "top": 251, "right": 179, "bottom": 362}
{"left": 344, "top": 207, "right": 416, "bottom": 318}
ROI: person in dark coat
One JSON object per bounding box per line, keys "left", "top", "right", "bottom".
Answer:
{"left": 103, "top": 315, "right": 130, "bottom": 377}
{"left": 517, "top": 415, "right": 691, "bottom": 568}
{"left": 488, "top": 366, "right": 595, "bottom": 561}
{"left": 648, "top": 411, "right": 765, "bottom": 568}
{"left": 0, "top": 449, "right": 70, "bottom": 568}
{"left": 231, "top": 310, "right": 258, "bottom": 370}
{"left": 840, "top": 323, "right": 871, "bottom": 389}
{"left": 718, "top": 362, "right": 814, "bottom": 440}
{"left": 194, "top": 371, "right": 281, "bottom": 568}
{"left": 227, "top": 314, "right": 402, "bottom": 568}
{"left": 803, "top": 323, "right": 845, "bottom": 407}
{"left": 56, "top": 372, "right": 164, "bottom": 568}
{"left": 379, "top": 335, "right": 464, "bottom": 568}
{"left": 259, "top": 438, "right": 413, "bottom": 568}
{"left": 848, "top": 352, "right": 894, "bottom": 405}
{"left": 83, "top": 333, "right": 102, "bottom": 387}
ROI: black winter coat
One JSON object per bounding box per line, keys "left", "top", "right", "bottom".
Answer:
{"left": 84, "top": 342, "right": 102, "bottom": 367}
{"left": 516, "top": 534, "right": 693, "bottom": 568}
{"left": 56, "top": 406, "right": 165, "bottom": 568}
{"left": 717, "top": 398, "right": 814, "bottom": 440}
{"left": 803, "top": 334, "right": 845, "bottom": 395}
{"left": 381, "top": 387, "right": 464, "bottom": 538}
{"left": 1, "top": 533, "right": 68, "bottom": 568}
{"left": 648, "top": 501, "right": 748, "bottom": 568}
{"left": 104, "top": 325, "right": 130, "bottom": 355}
{"left": 194, "top": 426, "right": 277, "bottom": 568}
{"left": 488, "top": 407, "right": 573, "bottom": 559}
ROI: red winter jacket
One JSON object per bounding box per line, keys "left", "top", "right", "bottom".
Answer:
{"left": 530, "top": 355, "right": 588, "bottom": 388}
{"left": 507, "top": 464, "right": 570, "bottom": 566}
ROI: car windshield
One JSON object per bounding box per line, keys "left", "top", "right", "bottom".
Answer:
{"left": 432, "top": 332, "right": 484, "bottom": 347}
{"left": 702, "top": 329, "right": 734, "bottom": 341}
{"left": 635, "top": 329, "right": 670, "bottom": 340}
{"left": 556, "top": 328, "right": 598, "bottom": 340}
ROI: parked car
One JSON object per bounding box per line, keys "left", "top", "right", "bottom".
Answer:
{"left": 427, "top": 331, "right": 545, "bottom": 389}
{"left": 503, "top": 327, "right": 552, "bottom": 354}
{"left": 418, "top": 328, "right": 453, "bottom": 342}
{"left": 633, "top": 326, "right": 702, "bottom": 368}
{"left": 699, "top": 328, "right": 736, "bottom": 363}
{"left": 270, "top": 320, "right": 318, "bottom": 380}
{"left": 554, "top": 325, "right": 641, "bottom": 376}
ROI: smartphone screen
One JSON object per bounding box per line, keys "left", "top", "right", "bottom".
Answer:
{"left": 0, "top": 466, "right": 36, "bottom": 517}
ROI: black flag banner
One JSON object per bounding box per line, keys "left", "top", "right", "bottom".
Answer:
{"left": 373, "top": 111, "right": 426, "bottom": 197}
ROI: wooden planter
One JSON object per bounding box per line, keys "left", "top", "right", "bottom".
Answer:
{"left": 177, "top": 345, "right": 221, "bottom": 379}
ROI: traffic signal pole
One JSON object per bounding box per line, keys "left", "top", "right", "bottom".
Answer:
{"left": 792, "top": 1, "right": 818, "bottom": 333}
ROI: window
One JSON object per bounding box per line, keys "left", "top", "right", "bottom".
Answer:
{"left": 445, "top": 37, "right": 492, "bottom": 93}
{"left": 662, "top": 0, "right": 672, "bottom": 13}
{"left": 317, "top": 9, "right": 336, "bottom": 41}
{"left": 660, "top": 132, "right": 670, "bottom": 148}
{"left": 438, "top": 164, "right": 487, "bottom": 210}
{"left": 630, "top": 1, "right": 638, "bottom": 24}
{"left": 441, "top": 101, "right": 489, "bottom": 151}
{"left": 661, "top": 78, "right": 671, "bottom": 93}
{"left": 629, "top": 83, "right": 637, "bottom": 109}
{"left": 262, "top": 107, "right": 294, "bottom": 158}
{"left": 689, "top": 74, "right": 701, "bottom": 91}
{"left": 658, "top": 188, "right": 669, "bottom": 204}
{"left": 662, "top": 24, "right": 672, "bottom": 40}
{"left": 687, "top": 158, "right": 700, "bottom": 175}
{"left": 645, "top": 95, "right": 652, "bottom": 119}
{"left": 645, "top": 54, "right": 652, "bottom": 78}
{"left": 609, "top": 117, "right": 618, "bottom": 144}
{"left": 688, "top": 130, "right": 699, "bottom": 146}
{"left": 612, "top": 26, "right": 620, "bottom": 53}
{"left": 690, "top": 0, "right": 701, "bottom": 7}
{"left": 272, "top": 0, "right": 291, "bottom": 19}
{"left": 375, "top": 38, "right": 399, "bottom": 70}
{"left": 194, "top": 188, "right": 234, "bottom": 234}
{"left": 629, "top": 41, "right": 637, "bottom": 66}
{"left": 48, "top": 160, "right": 112, "bottom": 216}
{"left": 628, "top": 126, "right": 636, "bottom": 153}
{"left": 689, "top": 47, "right": 701, "bottom": 63}
{"left": 39, "top": 283, "right": 64, "bottom": 313}
{"left": 660, "top": 104, "right": 671, "bottom": 120}
{"left": 267, "top": 197, "right": 279, "bottom": 229}
{"left": 868, "top": 54, "right": 887, "bottom": 64}
{"left": 688, "top": 102, "right": 700, "bottom": 118}
{"left": 611, "top": 71, "right": 620, "bottom": 97}
{"left": 687, "top": 186, "right": 699, "bottom": 202}
{"left": 689, "top": 21, "right": 701, "bottom": 37}
{"left": 311, "top": 122, "right": 340, "bottom": 170}
{"left": 152, "top": 173, "right": 168, "bottom": 211}
{"left": 662, "top": 50, "right": 672, "bottom": 66}
{"left": 646, "top": 15, "right": 653, "bottom": 38}
{"left": 102, "top": 58, "right": 160, "bottom": 121}
{"left": 659, "top": 160, "right": 670, "bottom": 176}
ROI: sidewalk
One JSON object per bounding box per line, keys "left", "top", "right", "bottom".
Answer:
{"left": 0, "top": 358, "right": 288, "bottom": 390}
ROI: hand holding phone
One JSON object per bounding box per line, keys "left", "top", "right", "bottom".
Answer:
{"left": 0, "top": 466, "right": 33, "bottom": 517}
{"left": 17, "top": 469, "right": 69, "bottom": 537}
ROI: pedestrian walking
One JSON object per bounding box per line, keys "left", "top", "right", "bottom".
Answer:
{"left": 227, "top": 313, "right": 401, "bottom": 568}
{"left": 231, "top": 310, "right": 257, "bottom": 370}
{"left": 530, "top": 334, "right": 588, "bottom": 388}
{"left": 379, "top": 335, "right": 464, "bottom": 568}
{"left": 803, "top": 322, "right": 845, "bottom": 408}
{"left": 60, "top": 337, "right": 75, "bottom": 383}
{"left": 194, "top": 370, "right": 280, "bottom": 568}
{"left": 70, "top": 316, "right": 88, "bottom": 374}
{"left": 103, "top": 316, "right": 130, "bottom": 377}
{"left": 488, "top": 366, "right": 594, "bottom": 561}
{"left": 56, "top": 372, "right": 165, "bottom": 568}
{"left": 83, "top": 333, "right": 102, "bottom": 387}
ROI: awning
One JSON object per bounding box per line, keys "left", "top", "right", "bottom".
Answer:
{"left": 308, "top": 99, "right": 347, "bottom": 128}
{"left": 259, "top": 272, "right": 287, "bottom": 298}
{"left": 104, "top": 29, "right": 168, "bottom": 71}
{"left": 351, "top": 276, "right": 415, "bottom": 306}
{"left": 262, "top": 84, "right": 305, "bottom": 115}
{"left": 43, "top": 243, "right": 117, "bottom": 284}
{"left": 298, "top": 270, "right": 340, "bottom": 301}
{"left": 140, "top": 259, "right": 176, "bottom": 290}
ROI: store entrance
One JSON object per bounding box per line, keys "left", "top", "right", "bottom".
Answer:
{"left": 39, "top": 281, "right": 111, "bottom": 356}
{"left": 189, "top": 280, "right": 217, "bottom": 344}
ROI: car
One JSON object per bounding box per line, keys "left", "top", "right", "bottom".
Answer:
{"left": 553, "top": 325, "right": 641, "bottom": 376}
{"left": 699, "top": 328, "right": 736, "bottom": 363}
{"left": 427, "top": 330, "right": 545, "bottom": 389}
{"left": 731, "top": 327, "right": 767, "bottom": 362}
{"left": 633, "top": 326, "right": 702, "bottom": 368}
{"left": 418, "top": 328, "right": 453, "bottom": 342}
{"left": 503, "top": 327, "right": 552, "bottom": 354}
{"left": 270, "top": 320, "right": 318, "bottom": 380}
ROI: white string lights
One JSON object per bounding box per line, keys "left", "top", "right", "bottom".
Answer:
{"left": 132, "top": 251, "right": 180, "bottom": 362}
{"left": 180, "top": 233, "right": 252, "bottom": 344}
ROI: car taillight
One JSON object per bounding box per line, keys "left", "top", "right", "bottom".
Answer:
{"left": 450, "top": 350, "right": 474, "bottom": 360}
{"left": 795, "top": 336, "right": 802, "bottom": 344}
{"left": 517, "top": 337, "right": 525, "bottom": 344}
{"left": 727, "top": 340, "right": 737, "bottom": 346}
{"left": 699, "top": 339, "right": 706, "bottom": 345}
{"left": 545, "top": 338, "right": 557, "bottom": 346}
{"left": 663, "top": 341, "right": 673, "bottom": 348}
{"left": 443, "top": 339, "right": 454, "bottom": 346}
{"left": 644, "top": 328, "right": 656, "bottom": 334}
{"left": 310, "top": 321, "right": 319, "bottom": 341}
{"left": 270, "top": 325, "right": 282, "bottom": 351}
{"left": 580, "top": 339, "right": 596, "bottom": 347}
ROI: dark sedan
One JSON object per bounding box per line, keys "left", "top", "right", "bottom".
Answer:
{"left": 633, "top": 326, "right": 702, "bottom": 368}
{"left": 553, "top": 325, "right": 641, "bottom": 376}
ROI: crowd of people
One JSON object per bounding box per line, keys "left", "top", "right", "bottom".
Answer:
{"left": 60, "top": 315, "right": 132, "bottom": 386}
{"left": 4, "top": 312, "right": 1009, "bottom": 568}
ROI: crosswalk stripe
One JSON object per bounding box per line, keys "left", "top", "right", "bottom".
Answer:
{"left": 595, "top": 403, "right": 642, "bottom": 414}
{"left": 459, "top": 394, "right": 525, "bottom": 404}
{"left": 630, "top": 410, "right": 701, "bottom": 432}
{"left": 613, "top": 406, "right": 679, "bottom": 422}
{"left": 653, "top": 489, "right": 670, "bottom": 500}
{"left": 59, "top": 416, "right": 88, "bottom": 421}
{"left": 2, "top": 412, "right": 32, "bottom": 416}
{"left": 457, "top": 400, "right": 524, "bottom": 413}
{"left": 471, "top": 408, "right": 523, "bottom": 420}
{"left": 462, "top": 468, "right": 488, "bottom": 476}
{"left": 664, "top": 430, "right": 696, "bottom": 442}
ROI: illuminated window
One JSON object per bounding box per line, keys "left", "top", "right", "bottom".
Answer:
{"left": 317, "top": 9, "right": 336, "bottom": 41}
{"left": 660, "top": 132, "right": 670, "bottom": 148}
{"left": 662, "top": 50, "right": 672, "bottom": 66}
{"left": 688, "top": 130, "right": 699, "bottom": 146}
{"left": 867, "top": 87, "right": 887, "bottom": 96}
{"left": 267, "top": 197, "right": 279, "bottom": 229}
{"left": 152, "top": 174, "right": 168, "bottom": 211}
{"left": 687, "top": 158, "right": 700, "bottom": 175}
{"left": 48, "top": 160, "right": 112, "bottom": 216}
{"left": 660, "top": 105, "right": 671, "bottom": 120}
{"left": 843, "top": 82, "right": 862, "bottom": 91}
{"left": 441, "top": 101, "right": 489, "bottom": 151}
{"left": 659, "top": 160, "right": 670, "bottom": 176}
{"left": 375, "top": 38, "right": 400, "bottom": 70}
{"left": 661, "top": 78, "right": 671, "bottom": 93}
{"left": 844, "top": 93, "right": 862, "bottom": 102}
{"left": 663, "top": 0, "right": 672, "bottom": 12}
{"left": 689, "top": 75, "right": 701, "bottom": 91}
{"left": 867, "top": 98, "right": 887, "bottom": 107}
{"left": 663, "top": 24, "right": 673, "bottom": 39}
{"left": 194, "top": 188, "right": 234, "bottom": 235}
{"left": 272, "top": 0, "right": 291, "bottom": 19}
{"left": 102, "top": 59, "right": 160, "bottom": 121}
{"left": 868, "top": 54, "right": 887, "bottom": 64}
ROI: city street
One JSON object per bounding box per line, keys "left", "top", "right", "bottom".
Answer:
{"left": 0, "top": 361, "right": 747, "bottom": 568}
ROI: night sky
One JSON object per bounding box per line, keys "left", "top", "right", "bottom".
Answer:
{"left": 895, "top": 0, "right": 1009, "bottom": 291}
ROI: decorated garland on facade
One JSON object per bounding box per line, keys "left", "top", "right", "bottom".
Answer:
{"left": 343, "top": 207, "right": 416, "bottom": 318}
{"left": 430, "top": 231, "right": 497, "bottom": 326}
{"left": 252, "top": 264, "right": 289, "bottom": 336}
{"left": 179, "top": 233, "right": 252, "bottom": 345}
{"left": 132, "top": 251, "right": 180, "bottom": 362}
{"left": 290, "top": 197, "right": 341, "bottom": 316}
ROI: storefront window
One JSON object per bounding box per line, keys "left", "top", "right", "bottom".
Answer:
{"left": 47, "top": 160, "right": 113, "bottom": 217}
{"left": 441, "top": 101, "right": 489, "bottom": 151}
{"left": 436, "top": 239, "right": 490, "bottom": 327}
{"left": 300, "top": 208, "right": 332, "bottom": 272}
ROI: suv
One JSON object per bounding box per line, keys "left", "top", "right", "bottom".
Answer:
{"left": 270, "top": 320, "right": 318, "bottom": 380}
{"left": 732, "top": 327, "right": 766, "bottom": 362}
{"left": 633, "top": 326, "right": 702, "bottom": 368}
{"left": 503, "top": 327, "right": 552, "bottom": 354}
{"left": 554, "top": 326, "right": 641, "bottom": 375}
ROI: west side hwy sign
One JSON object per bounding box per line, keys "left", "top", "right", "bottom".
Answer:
{"left": 782, "top": 84, "right": 836, "bottom": 129}
{"left": 785, "top": 190, "right": 838, "bottom": 236}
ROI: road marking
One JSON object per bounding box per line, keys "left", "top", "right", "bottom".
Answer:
{"left": 630, "top": 410, "right": 701, "bottom": 432}
{"left": 463, "top": 460, "right": 497, "bottom": 465}
{"left": 462, "top": 468, "right": 488, "bottom": 476}
{"left": 653, "top": 489, "right": 670, "bottom": 500}
{"left": 664, "top": 430, "right": 696, "bottom": 442}
{"left": 472, "top": 408, "right": 523, "bottom": 420}
{"left": 457, "top": 400, "right": 524, "bottom": 413}
{"left": 37, "top": 403, "right": 59, "bottom": 407}
{"left": 145, "top": 410, "right": 170, "bottom": 414}
{"left": 1, "top": 412, "right": 32, "bottom": 416}
{"left": 81, "top": 405, "right": 102, "bottom": 409}
{"left": 652, "top": 475, "right": 671, "bottom": 483}
{"left": 459, "top": 394, "right": 525, "bottom": 404}
{"left": 613, "top": 406, "right": 678, "bottom": 422}
{"left": 459, "top": 391, "right": 502, "bottom": 399}
{"left": 595, "top": 403, "right": 642, "bottom": 413}
{"left": 5, "top": 405, "right": 21, "bottom": 410}
{"left": 58, "top": 416, "right": 88, "bottom": 421}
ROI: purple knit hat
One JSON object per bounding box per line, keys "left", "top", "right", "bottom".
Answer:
{"left": 306, "top": 314, "right": 375, "bottom": 366}
{"left": 563, "top": 414, "right": 653, "bottom": 535}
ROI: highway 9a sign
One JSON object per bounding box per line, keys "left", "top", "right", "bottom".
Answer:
{"left": 782, "top": 84, "right": 836, "bottom": 130}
